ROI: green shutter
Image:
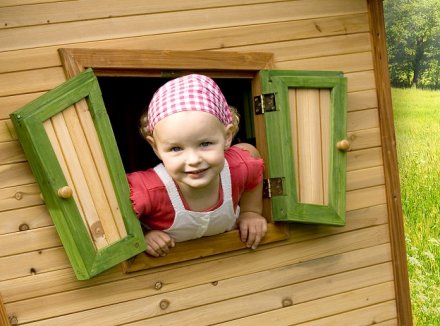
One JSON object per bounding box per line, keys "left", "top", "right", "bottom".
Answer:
{"left": 10, "top": 69, "right": 146, "bottom": 280}
{"left": 259, "top": 70, "right": 347, "bottom": 225}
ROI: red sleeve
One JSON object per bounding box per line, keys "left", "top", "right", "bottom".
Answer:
{"left": 226, "top": 146, "right": 264, "bottom": 208}
{"left": 126, "top": 169, "right": 175, "bottom": 230}
{"left": 126, "top": 170, "right": 155, "bottom": 217}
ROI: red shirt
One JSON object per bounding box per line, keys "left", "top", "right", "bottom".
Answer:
{"left": 127, "top": 146, "right": 264, "bottom": 230}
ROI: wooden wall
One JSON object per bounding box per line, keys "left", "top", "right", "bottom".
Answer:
{"left": 0, "top": 0, "right": 411, "bottom": 325}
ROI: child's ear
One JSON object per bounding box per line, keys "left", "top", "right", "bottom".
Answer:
{"left": 224, "top": 124, "right": 235, "bottom": 150}
{"left": 146, "top": 136, "right": 161, "bottom": 159}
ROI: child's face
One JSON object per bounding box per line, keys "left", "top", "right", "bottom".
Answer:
{"left": 148, "top": 111, "right": 234, "bottom": 193}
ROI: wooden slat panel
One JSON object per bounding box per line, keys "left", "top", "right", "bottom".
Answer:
{"left": 345, "top": 70, "right": 376, "bottom": 92}
{"left": 0, "top": 67, "right": 65, "bottom": 97}
{"left": 320, "top": 89, "right": 330, "bottom": 205}
{"left": 0, "top": 119, "right": 17, "bottom": 141}
{"left": 0, "top": 205, "right": 52, "bottom": 235}
{"left": 124, "top": 268, "right": 394, "bottom": 326}
{"left": 347, "top": 147, "right": 383, "bottom": 171}
{"left": 295, "top": 89, "right": 324, "bottom": 205}
{"left": 346, "top": 185, "right": 386, "bottom": 211}
{"left": 0, "top": 226, "right": 61, "bottom": 257}
{"left": 348, "top": 108, "right": 379, "bottom": 131}
{"left": 0, "top": 247, "right": 70, "bottom": 282}
{"left": 347, "top": 166, "right": 384, "bottom": 191}
{"left": 347, "top": 127, "right": 381, "bottom": 150}
{"left": 0, "top": 13, "right": 369, "bottom": 74}
{"left": 46, "top": 113, "right": 108, "bottom": 249}
{"left": 288, "top": 88, "right": 299, "bottom": 198}
{"left": 0, "top": 207, "right": 389, "bottom": 303}
{"left": 61, "top": 104, "right": 124, "bottom": 242}
{"left": 218, "top": 282, "right": 395, "bottom": 326}
{"left": 0, "top": 141, "right": 26, "bottom": 165}
{"left": 0, "top": 0, "right": 367, "bottom": 52}
{"left": 7, "top": 241, "right": 392, "bottom": 324}
{"left": 0, "top": 187, "right": 389, "bottom": 282}
{"left": 0, "top": 0, "right": 278, "bottom": 28}
{"left": 348, "top": 89, "right": 378, "bottom": 111}
{"left": 236, "top": 33, "right": 372, "bottom": 63}
{"left": 276, "top": 51, "right": 373, "bottom": 73}
{"left": 0, "top": 0, "right": 62, "bottom": 7}
{"left": 0, "top": 162, "right": 34, "bottom": 189}
{"left": 0, "top": 183, "right": 42, "bottom": 212}
{"left": 0, "top": 93, "right": 45, "bottom": 120}
{"left": 296, "top": 300, "right": 397, "bottom": 326}
{"left": 72, "top": 100, "right": 128, "bottom": 239}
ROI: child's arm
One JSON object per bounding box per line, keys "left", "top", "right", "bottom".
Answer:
{"left": 237, "top": 181, "right": 267, "bottom": 249}
{"left": 144, "top": 230, "right": 175, "bottom": 257}
{"left": 234, "top": 143, "right": 267, "bottom": 249}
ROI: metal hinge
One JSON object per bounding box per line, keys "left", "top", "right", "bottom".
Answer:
{"left": 254, "top": 93, "right": 276, "bottom": 115}
{"left": 263, "top": 177, "right": 285, "bottom": 198}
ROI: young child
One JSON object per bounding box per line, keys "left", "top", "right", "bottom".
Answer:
{"left": 127, "top": 74, "right": 267, "bottom": 257}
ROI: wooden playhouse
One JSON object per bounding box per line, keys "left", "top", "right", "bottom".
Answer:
{"left": 0, "top": 0, "right": 413, "bottom": 325}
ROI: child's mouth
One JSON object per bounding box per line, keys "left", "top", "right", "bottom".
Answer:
{"left": 186, "top": 168, "right": 208, "bottom": 176}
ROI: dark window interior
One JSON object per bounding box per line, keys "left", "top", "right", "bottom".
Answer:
{"left": 98, "top": 76, "right": 254, "bottom": 173}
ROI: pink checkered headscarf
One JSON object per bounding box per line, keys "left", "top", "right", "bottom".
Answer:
{"left": 147, "top": 74, "right": 232, "bottom": 133}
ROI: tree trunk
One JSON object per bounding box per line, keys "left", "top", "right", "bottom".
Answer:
{"left": 411, "top": 37, "right": 425, "bottom": 87}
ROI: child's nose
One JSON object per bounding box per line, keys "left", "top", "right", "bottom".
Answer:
{"left": 186, "top": 149, "right": 202, "bottom": 165}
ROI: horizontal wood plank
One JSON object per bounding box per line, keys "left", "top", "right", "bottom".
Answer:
{"left": 0, "top": 226, "right": 60, "bottom": 257}
{"left": 1, "top": 0, "right": 277, "bottom": 29}
{"left": 218, "top": 282, "right": 395, "bottom": 326}
{"left": 0, "top": 0, "right": 63, "bottom": 7}
{"left": 347, "top": 127, "right": 381, "bottom": 150}
{"left": 296, "top": 300, "right": 397, "bottom": 326}
{"left": 0, "top": 13, "right": 369, "bottom": 74}
{"left": 7, "top": 242, "right": 392, "bottom": 324}
{"left": 0, "top": 119, "right": 17, "bottom": 141}
{"left": 0, "top": 141, "right": 26, "bottom": 165}
{"left": 2, "top": 224, "right": 390, "bottom": 302}
{"left": 0, "top": 205, "right": 52, "bottom": 235}
{"left": 124, "top": 268, "right": 394, "bottom": 326}
{"left": 347, "top": 166, "right": 384, "bottom": 191}
{"left": 276, "top": 51, "right": 373, "bottom": 74}
{"left": 348, "top": 108, "right": 380, "bottom": 131}
{"left": 0, "top": 183, "right": 43, "bottom": 212}
{"left": 0, "top": 0, "right": 367, "bottom": 52}
{"left": 347, "top": 147, "right": 383, "bottom": 171}
{"left": 0, "top": 67, "right": 65, "bottom": 97}
{"left": 0, "top": 162, "right": 34, "bottom": 189}
{"left": 348, "top": 89, "right": 378, "bottom": 112}
{"left": 234, "top": 33, "right": 372, "bottom": 63}
{"left": 346, "top": 185, "right": 387, "bottom": 211}
{"left": 0, "top": 247, "right": 70, "bottom": 282}
{"left": 0, "top": 93, "right": 45, "bottom": 120}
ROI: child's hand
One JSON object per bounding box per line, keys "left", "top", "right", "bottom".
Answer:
{"left": 144, "top": 230, "right": 175, "bottom": 257}
{"left": 236, "top": 212, "right": 267, "bottom": 250}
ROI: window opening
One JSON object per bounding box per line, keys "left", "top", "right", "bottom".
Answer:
{"left": 97, "top": 76, "right": 255, "bottom": 173}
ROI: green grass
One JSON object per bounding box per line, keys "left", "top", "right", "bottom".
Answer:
{"left": 392, "top": 88, "right": 440, "bottom": 325}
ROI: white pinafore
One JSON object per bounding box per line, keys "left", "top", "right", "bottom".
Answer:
{"left": 153, "top": 160, "right": 240, "bottom": 242}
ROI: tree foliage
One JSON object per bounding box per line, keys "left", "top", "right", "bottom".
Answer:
{"left": 384, "top": 0, "right": 440, "bottom": 88}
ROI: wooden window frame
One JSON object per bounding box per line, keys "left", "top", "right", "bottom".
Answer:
{"left": 260, "top": 70, "right": 348, "bottom": 225}
{"left": 10, "top": 69, "right": 147, "bottom": 280}
{"left": 59, "top": 48, "right": 289, "bottom": 272}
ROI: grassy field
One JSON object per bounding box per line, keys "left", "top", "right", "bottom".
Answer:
{"left": 392, "top": 88, "right": 440, "bottom": 325}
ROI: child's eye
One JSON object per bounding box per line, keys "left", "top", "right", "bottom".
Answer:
{"left": 170, "top": 146, "right": 182, "bottom": 152}
{"left": 200, "top": 142, "right": 212, "bottom": 148}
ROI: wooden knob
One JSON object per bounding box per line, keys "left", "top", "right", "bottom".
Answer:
{"left": 336, "top": 139, "right": 350, "bottom": 151}
{"left": 57, "top": 186, "right": 73, "bottom": 199}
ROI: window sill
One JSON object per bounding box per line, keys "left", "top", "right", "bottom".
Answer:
{"left": 122, "top": 222, "right": 288, "bottom": 273}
